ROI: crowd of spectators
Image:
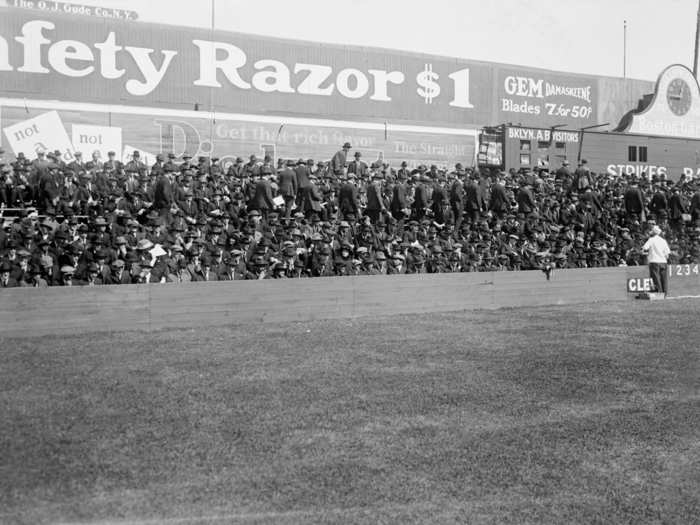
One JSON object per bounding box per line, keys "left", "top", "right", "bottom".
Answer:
{"left": 2, "top": 141, "right": 700, "bottom": 287}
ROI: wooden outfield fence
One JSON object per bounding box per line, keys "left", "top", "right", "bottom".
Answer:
{"left": 0, "top": 266, "right": 682, "bottom": 338}
{"left": 6, "top": 265, "right": 700, "bottom": 336}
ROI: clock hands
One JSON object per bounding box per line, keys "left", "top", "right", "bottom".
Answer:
{"left": 669, "top": 83, "right": 685, "bottom": 101}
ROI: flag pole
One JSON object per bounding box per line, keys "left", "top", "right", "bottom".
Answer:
{"left": 623, "top": 20, "right": 627, "bottom": 78}
{"left": 694, "top": 0, "right": 700, "bottom": 77}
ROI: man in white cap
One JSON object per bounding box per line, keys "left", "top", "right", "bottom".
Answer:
{"left": 642, "top": 225, "right": 671, "bottom": 297}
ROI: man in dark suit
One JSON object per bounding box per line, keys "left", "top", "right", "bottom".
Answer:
{"left": 391, "top": 177, "right": 409, "bottom": 222}
{"left": 301, "top": 175, "right": 325, "bottom": 220}
{"left": 431, "top": 176, "right": 448, "bottom": 224}
{"left": 218, "top": 250, "right": 247, "bottom": 280}
{"left": 150, "top": 154, "right": 165, "bottom": 177}
{"left": 179, "top": 191, "right": 199, "bottom": 220}
{"left": 294, "top": 159, "right": 312, "bottom": 213}
{"left": 412, "top": 176, "right": 430, "bottom": 221}
{"left": 0, "top": 261, "right": 19, "bottom": 288}
{"left": 516, "top": 180, "right": 537, "bottom": 217}
{"left": 488, "top": 177, "right": 509, "bottom": 219}
{"left": 338, "top": 175, "right": 361, "bottom": 220}
{"left": 347, "top": 151, "right": 369, "bottom": 179}
{"left": 124, "top": 151, "right": 147, "bottom": 176}
{"left": 574, "top": 159, "right": 592, "bottom": 192}
{"left": 649, "top": 185, "right": 669, "bottom": 224}
{"left": 330, "top": 142, "right": 351, "bottom": 177}
{"left": 67, "top": 151, "right": 86, "bottom": 174}
{"left": 108, "top": 259, "right": 131, "bottom": 285}
{"left": 689, "top": 186, "right": 700, "bottom": 223}
{"left": 278, "top": 160, "right": 298, "bottom": 219}
{"left": 464, "top": 174, "right": 484, "bottom": 223}
{"left": 249, "top": 171, "right": 276, "bottom": 219}
{"left": 163, "top": 153, "right": 178, "bottom": 173}
{"left": 555, "top": 159, "right": 573, "bottom": 187}
{"left": 85, "top": 150, "right": 104, "bottom": 172}
{"left": 624, "top": 180, "right": 645, "bottom": 221}
{"left": 365, "top": 173, "right": 386, "bottom": 223}
{"left": 668, "top": 186, "right": 687, "bottom": 231}
{"left": 38, "top": 165, "right": 60, "bottom": 214}
{"left": 449, "top": 171, "right": 465, "bottom": 230}
{"left": 396, "top": 161, "right": 411, "bottom": 181}
{"left": 227, "top": 157, "right": 245, "bottom": 178}
{"left": 103, "top": 151, "right": 123, "bottom": 174}
{"left": 153, "top": 170, "right": 174, "bottom": 221}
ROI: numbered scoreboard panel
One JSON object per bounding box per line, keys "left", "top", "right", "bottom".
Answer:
{"left": 667, "top": 263, "right": 700, "bottom": 296}
{"left": 627, "top": 263, "right": 700, "bottom": 296}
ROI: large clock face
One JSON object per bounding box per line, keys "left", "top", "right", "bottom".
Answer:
{"left": 666, "top": 77, "right": 692, "bottom": 116}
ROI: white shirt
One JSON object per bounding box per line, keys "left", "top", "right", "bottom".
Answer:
{"left": 642, "top": 234, "right": 670, "bottom": 264}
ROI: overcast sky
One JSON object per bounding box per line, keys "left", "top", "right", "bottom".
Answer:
{"left": 4, "top": 0, "right": 700, "bottom": 81}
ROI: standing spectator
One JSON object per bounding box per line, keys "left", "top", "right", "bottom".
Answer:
{"left": 67, "top": 151, "right": 86, "bottom": 174}
{"left": 431, "top": 176, "right": 448, "bottom": 224}
{"left": 642, "top": 225, "right": 671, "bottom": 297}
{"left": 412, "top": 175, "right": 430, "bottom": 221}
{"left": 347, "top": 151, "right": 369, "bottom": 178}
{"left": 574, "top": 159, "right": 592, "bottom": 192}
{"left": 242, "top": 155, "right": 259, "bottom": 179}
{"left": 249, "top": 170, "right": 276, "bottom": 220}
{"left": 338, "top": 175, "right": 361, "bottom": 220}
{"left": 124, "top": 150, "right": 147, "bottom": 176}
{"left": 294, "top": 158, "right": 312, "bottom": 213}
{"left": 301, "top": 174, "right": 324, "bottom": 220}
{"left": 489, "top": 176, "right": 509, "bottom": 219}
{"left": 150, "top": 154, "right": 165, "bottom": 176}
{"left": 464, "top": 174, "right": 484, "bottom": 223}
{"left": 689, "top": 185, "right": 700, "bottom": 223}
{"left": 649, "top": 184, "right": 669, "bottom": 224}
{"left": 516, "top": 180, "right": 537, "bottom": 217}
{"left": 396, "top": 161, "right": 411, "bottom": 181}
{"left": 38, "top": 164, "right": 60, "bottom": 214}
{"left": 331, "top": 142, "right": 351, "bottom": 177}
{"left": 449, "top": 170, "right": 465, "bottom": 230}
{"left": 555, "top": 159, "right": 573, "bottom": 185}
{"left": 365, "top": 172, "right": 386, "bottom": 224}
{"left": 227, "top": 156, "right": 245, "bottom": 178}
{"left": 580, "top": 187, "right": 603, "bottom": 219}
{"left": 668, "top": 186, "right": 687, "bottom": 231}
{"left": 86, "top": 150, "right": 104, "bottom": 171}
{"left": 277, "top": 160, "right": 298, "bottom": 219}
{"left": 624, "top": 180, "right": 646, "bottom": 222}
{"left": 391, "top": 175, "right": 409, "bottom": 222}
{"left": 104, "top": 151, "right": 123, "bottom": 173}
{"left": 153, "top": 169, "right": 174, "bottom": 221}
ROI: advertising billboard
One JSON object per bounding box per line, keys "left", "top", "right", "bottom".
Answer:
{"left": 0, "top": 6, "right": 653, "bottom": 131}
{"left": 0, "top": 100, "right": 476, "bottom": 168}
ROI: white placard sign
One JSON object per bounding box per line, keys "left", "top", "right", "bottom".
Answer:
{"left": 122, "top": 145, "right": 156, "bottom": 166}
{"left": 71, "top": 124, "right": 123, "bottom": 161}
{"left": 2, "top": 111, "right": 75, "bottom": 161}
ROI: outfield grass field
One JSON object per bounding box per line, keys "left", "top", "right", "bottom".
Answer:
{"left": 2, "top": 299, "right": 699, "bottom": 524}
